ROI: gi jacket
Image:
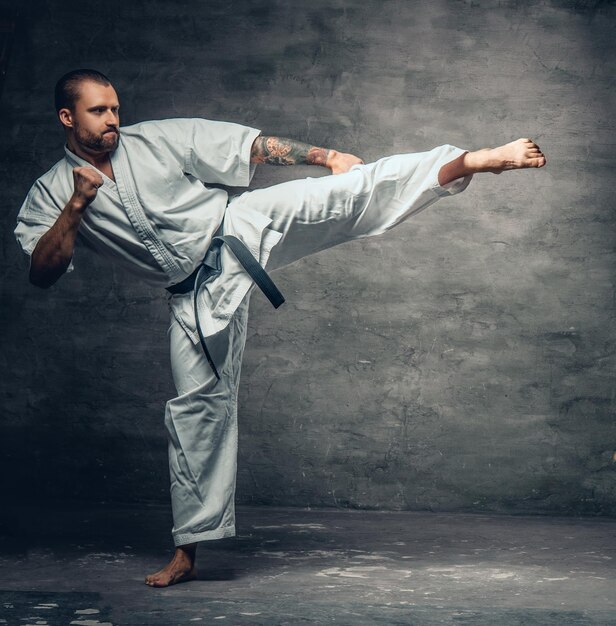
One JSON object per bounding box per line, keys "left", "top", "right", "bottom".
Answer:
{"left": 14, "top": 117, "right": 283, "bottom": 341}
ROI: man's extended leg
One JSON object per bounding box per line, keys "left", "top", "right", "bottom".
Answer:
{"left": 145, "top": 293, "right": 252, "bottom": 587}
{"left": 224, "top": 138, "right": 544, "bottom": 273}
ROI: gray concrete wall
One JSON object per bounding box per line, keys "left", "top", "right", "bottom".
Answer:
{"left": 1, "top": 0, "right": 614, "bottom": 516}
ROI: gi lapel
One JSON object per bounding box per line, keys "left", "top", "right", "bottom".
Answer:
{"left": 111, "top": 139, "right": 185, "bottom": 283}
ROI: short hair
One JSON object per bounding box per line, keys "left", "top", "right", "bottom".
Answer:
{"left": 54, "top": 69, "right": 112, "bottom": 112}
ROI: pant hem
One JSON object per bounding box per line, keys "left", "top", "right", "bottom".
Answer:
{"left": 431, "top": 146, "right": 474, "bottom": 197}
{"left": 173, "top": 524, "right": 236, "bottom": 546}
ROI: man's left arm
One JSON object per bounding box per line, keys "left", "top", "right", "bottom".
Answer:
{"left": 251, "top": 136, "right": 363, "bottom": 175}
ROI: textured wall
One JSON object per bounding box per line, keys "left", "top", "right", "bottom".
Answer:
{"left": 1, "top": 0, "right": 614, "bottom": 516}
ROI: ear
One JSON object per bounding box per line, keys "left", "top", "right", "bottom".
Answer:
{"left": 58, "top": 107, "right": 74, "bottom": 130}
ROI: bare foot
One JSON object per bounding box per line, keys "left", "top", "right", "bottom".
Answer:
{"left": 145, "top": 544, "right": 198, "bottom": 587}
{"left": 467, "top": 138, "right": 546, "bottom": 174}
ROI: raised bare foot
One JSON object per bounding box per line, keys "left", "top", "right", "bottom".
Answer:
{"left": 145, "top": 544, "right": 198, "bottom": 587}
{"left": 467, "top": 138, "right": 546, "bottom": 174}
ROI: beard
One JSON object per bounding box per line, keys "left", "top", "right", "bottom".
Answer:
{"left": 74, "top": 121, "right": 119, "bottom": 152}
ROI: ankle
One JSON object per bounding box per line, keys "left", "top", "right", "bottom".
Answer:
{"left": 177, "top": 543, "right": 197, "bottom": 557}
{"left": 462, "top": 149, "right": 483, "bottom": 174}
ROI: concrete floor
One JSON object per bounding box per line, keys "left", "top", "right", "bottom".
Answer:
{"left": 0, "top": 504, "right": 614, "bottom": 625}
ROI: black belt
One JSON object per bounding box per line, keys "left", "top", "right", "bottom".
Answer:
{"left": 166, "top": 235, "right": 284, "bottom": 380}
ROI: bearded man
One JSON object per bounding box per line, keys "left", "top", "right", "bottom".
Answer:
{"left": 14, "top": 68, "right": 547, "bottom": 586}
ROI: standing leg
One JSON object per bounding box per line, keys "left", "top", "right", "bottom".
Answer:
{"left": 145, "top": 293, "right": 251, "bottom": 587}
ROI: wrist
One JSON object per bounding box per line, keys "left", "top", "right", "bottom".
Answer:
{"left": 305, "top": 146, "right": 331, "bottom": 168}
{"left": 325, "top": 149, "right": 338, "bottom": 170}
{"left": 67, "top": 194, "right": 88, "bottom": 214}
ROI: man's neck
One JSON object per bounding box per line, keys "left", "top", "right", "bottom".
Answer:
{"left": 67, "top": 137, "right": 115, "bottom": 182}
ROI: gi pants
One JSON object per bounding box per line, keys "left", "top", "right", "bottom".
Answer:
{"left": 165, "top": 144, "right": 473, "bottom": 546}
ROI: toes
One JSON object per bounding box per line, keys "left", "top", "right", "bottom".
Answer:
{"left": 520, "top": 137, "right": 541, "bottom": 151}
{"left": 145, "top": 574, "right": 166, "bottom": 587}
{"left": 145, "top": 565, "right": 196, "bottom": 588}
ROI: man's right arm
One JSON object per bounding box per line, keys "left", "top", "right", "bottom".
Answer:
{"left": 29, "top": 167, "right": 103, "bottom": 289}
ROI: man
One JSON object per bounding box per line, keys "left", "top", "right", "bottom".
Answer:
{"left": 14, "top": 69, "right": 546, "bottom": 587}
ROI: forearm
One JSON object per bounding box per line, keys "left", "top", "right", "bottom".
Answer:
{"left": 250, "top": 135, "right": 334, "bottom": 168}
{"left": 29, "top": 198, "right": 85, "bottom": 288}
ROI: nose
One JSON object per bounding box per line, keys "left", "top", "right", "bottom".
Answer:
{"left": 105, "top": 109, "right": 119, "bottom": 128}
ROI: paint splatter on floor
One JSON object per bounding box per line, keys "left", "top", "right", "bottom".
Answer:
{"left": 0, "top": 591, "right": 112, "bottom": 626}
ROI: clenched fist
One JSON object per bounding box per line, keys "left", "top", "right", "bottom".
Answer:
{"left": 71, "top": 166, "right": 103, "bottom": 209}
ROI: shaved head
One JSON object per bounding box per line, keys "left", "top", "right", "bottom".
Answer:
{"left": 54, "top": 68, "right": 112, "bottom": 113}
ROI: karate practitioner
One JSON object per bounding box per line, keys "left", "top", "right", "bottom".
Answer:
{"left": 14, "top": 69, "right": 546, "bottom": 587}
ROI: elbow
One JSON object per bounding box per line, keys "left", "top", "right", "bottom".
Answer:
{"left": 29, "top": 248, "right": 62, "bottom": 289}
{"left": 29, "top": 271, "right": 53, "bottom": 289}
{"left": 29, "top": 263, "right": 55, "bottom": 289}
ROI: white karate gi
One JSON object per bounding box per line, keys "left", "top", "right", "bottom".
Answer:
{"left": 14, "top": 118, "right": 473, "bottom": 546}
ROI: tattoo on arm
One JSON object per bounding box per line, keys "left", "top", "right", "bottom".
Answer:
{"left": 251, "top": 136, "right": 330, "bottom": 167}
